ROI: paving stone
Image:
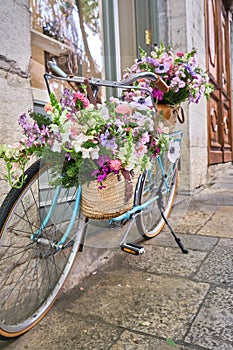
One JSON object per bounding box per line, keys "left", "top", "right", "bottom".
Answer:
{"left": 194, "top": 238, "right": 233, "bottom": 286}
{"left": 197, "top": 207, "right": 233, "bottom": 238}
{"left": 5, "top": 310, "right": 122, "bottom": 350}
{"left": 165, "top": 210, "right": 215, "bottom": 234}
{"left": 126, "top": 244, "right": 207, "bottom": 277}
{"left": 153, "top": 231, "right": 218, "bottom": 252}
{"left": 213, "top": 174, "right": 233, "bottom": 183}
{"left": 110, "top": 330, "right": 187, "bottom": 350}
{"left": 185, "top": 286, "right": 233, "bottom": 350}
{"left": 190, "top": 190, "right": 233, "bottom": 207}
{"left": 2, "top": 167, "right": 233, "bottom": 349}
{"left": 62, "top": 269, "right": 209, "bottom": 342}
{"left": 211, "top": 182, "right": 233, "bottom": 189}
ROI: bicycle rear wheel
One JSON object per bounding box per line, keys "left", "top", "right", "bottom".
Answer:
{"left": 0, "top": 160, "right": 85, "bottom": 338}
{"left": 136, "top": 154, "right": 178, "bottom": 239}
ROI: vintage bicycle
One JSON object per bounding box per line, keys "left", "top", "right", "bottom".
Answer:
{"left": 0, "top": 63, "right": 187, "bottom": 338}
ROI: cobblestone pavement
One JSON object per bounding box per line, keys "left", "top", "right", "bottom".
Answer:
{"left": 1, "top": 166, "right": 233, "bottom": 350}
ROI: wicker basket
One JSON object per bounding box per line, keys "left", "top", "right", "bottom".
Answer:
{"left": 81, "top": 171, "right": 139, "bottom": 220}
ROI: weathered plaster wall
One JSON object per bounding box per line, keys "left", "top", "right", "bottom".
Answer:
{"left": 0, "top": 0, "right": 32, "bottom": 204}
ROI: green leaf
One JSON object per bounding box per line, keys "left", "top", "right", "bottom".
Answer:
{"left": 166, "top": 338, "right": 177, "bottom": 347}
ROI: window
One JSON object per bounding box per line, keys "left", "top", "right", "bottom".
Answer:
{"left": 30, "top": 0, "right": 103, "bottom": 103}
{"left": 30, "top": 0, "right": 160, "bottom": 105}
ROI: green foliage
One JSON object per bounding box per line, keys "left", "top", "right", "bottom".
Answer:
{"left": 76, "top": 0, "right": 100, "bottom": 34}
{"left": 29, "top": 112, "right": 51, "bottom": 127}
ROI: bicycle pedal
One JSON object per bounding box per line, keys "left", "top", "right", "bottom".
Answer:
{"left": 121, "top": 243, "right": 145, "bottom": 255}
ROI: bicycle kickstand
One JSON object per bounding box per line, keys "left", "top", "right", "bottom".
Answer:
{"left": 157, "top": 180, "right": 188, "bottom": 254}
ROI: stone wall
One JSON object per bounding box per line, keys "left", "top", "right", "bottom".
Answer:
{"left": 0, "top": 0, "right": 32, "bottom": 205}
{"left": 166, "top": 0, "right": 208, "bottom": 193}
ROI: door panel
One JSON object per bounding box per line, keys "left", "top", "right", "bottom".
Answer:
{"left": 206, "top": 0, "right": 233, "bottom": 164}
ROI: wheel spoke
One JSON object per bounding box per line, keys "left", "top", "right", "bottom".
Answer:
{"left": 0, "top": 160, "right": 83, "bottom": 336}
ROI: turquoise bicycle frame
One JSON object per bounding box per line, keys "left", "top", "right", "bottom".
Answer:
{"left": 31, "top": 130, "right": 183, "bottom": 250}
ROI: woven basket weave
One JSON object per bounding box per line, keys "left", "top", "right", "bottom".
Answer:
{"left": 81, "top": 171, "right": 139, "bottom": 220}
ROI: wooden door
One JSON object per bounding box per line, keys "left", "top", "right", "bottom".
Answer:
{"left": 205, "top": 0, "right": 233, "bottom": 164}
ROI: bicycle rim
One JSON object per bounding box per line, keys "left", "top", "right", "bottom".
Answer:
{"left": 136, "top": 155, "right": 178, "bottom": 239}
{"left": 0, "top": 160, "right": 84, "bottom": 337}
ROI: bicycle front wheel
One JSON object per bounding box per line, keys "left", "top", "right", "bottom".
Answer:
{"left": 0, "top": 160, "right": 85, "bottom": 338}
{"left": 136, "top": 154, "right": 178, "bottom": 239}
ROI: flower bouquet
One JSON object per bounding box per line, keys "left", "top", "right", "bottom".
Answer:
{"left": 123, "top": 42, "right": 213, "bottom": 121}
{"left": 0, "top": 88, "right": 176, "bottom": 217}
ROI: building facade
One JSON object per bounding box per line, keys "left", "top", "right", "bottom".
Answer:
{"left": 0, "top": 0, "right": 233, "bottom": 204}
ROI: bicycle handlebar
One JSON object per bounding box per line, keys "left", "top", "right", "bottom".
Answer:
{"left": 46, "top": 61, "right": 169, "bottom": 93}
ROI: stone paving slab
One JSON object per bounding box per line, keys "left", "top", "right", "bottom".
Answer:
{"left": 5, "top": 310, "right": 122, "bottom": 350}
{"left": 211, "top": 182, "right": 233, "bottom": 189}
{"left": 190, "top": 190, "right": 233, "bottom": 208}
{"left": 166, "top": 210, "right": 215, "bottom": 234}
{"left": 126, "top": 244, "right": 207, "bottom": 278}
{"left": 153, "top": 231, "right": 218, "bottom": 252}
{"left": 185, "top": 286, "right": 233, "bottom": 350}
{"left": 1, "top": 166, "right": 233, "bottom": 350}
{"left": 59, "top": 267, "right": 209, "bottom": 342}
{"left": 194, "top": 238, "right": 233, "bottom": 286}
{"left": 197, "top": 207, "right": 233, "bottom": 238}
{"left": 110, "top": 330, "right": 188, "bottom": 350}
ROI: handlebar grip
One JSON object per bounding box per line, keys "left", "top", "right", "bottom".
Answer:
{"left": 47, "top": 61, "right": 68, "bottom": 78}
{"left": 153, "top": 75, "right": 169, "bottom": 93}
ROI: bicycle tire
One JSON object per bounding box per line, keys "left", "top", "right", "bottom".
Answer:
{"left": 0, "top": 159, "right": 85, "bottom": 338}
{"left": 135, "top": 154, "right": 178, "bottom": 239}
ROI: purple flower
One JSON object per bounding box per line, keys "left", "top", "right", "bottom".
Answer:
{"left": 155, "top": 64, "right": 169, "bottom": 74}
{"left": 96, "top": 155, "right": 111, "bottom": 167}
{"left": 100, "top": 131, "right": 116, "bottom": 149}
{"left": 145, "top": 57, "right": 158, "bottom": 66}
{"left": 183, "top": 63, "right": 196, "bottom": 77}
{"left": 65, "top": 153, "right": 72, "bottom": 161}
{"left": 152, "top": 88, "right": 164, "bottom": 101}
{"left": 97, "top": 173, "right": 107, "bottom": 183}
{"left": 19, "top": 114, "right": 31, "bottom": 131}
{"left": 40, "top": 124, "right": 50, "bottom": 137}
{"left": 91, "top": 169, "right": 100, "bottom": 177}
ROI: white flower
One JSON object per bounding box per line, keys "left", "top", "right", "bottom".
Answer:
{"left": 100, "top": 105, "right": 110, "bottom": 120}
{"left": 168, "top": 141, "right": 180, "bottom": 163}
{"left": 157, "top": 121, "right": 169, "bottom": 134}
{"left": 50, "top": 124, "right": 60, "bottom": 134}
{"left": 60, "top": 109, "right": 69, "bottom": 125}
{"left": 72, "top": 134, "right": 91, "bottom": 153}
{"left": 61, "top": 120, "right": 72, "bottom": 143}
{"left": 82, "top": 146, "right": 99, "bottom": 159}
{"left": 51, "top": 139, "right": 62, "bottom": 153}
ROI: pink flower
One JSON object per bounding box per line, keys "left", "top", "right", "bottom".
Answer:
{"left": 140, "top": 132, "right": 150, "bottom": 144}
{"left": 135, "top": 143, "right": 147, "bottom": 157}
{"left": 73, "top": 92, "right": 90, "bottom": 109}
{"left": 66, "top": 112, "right": 73, "bottom": 120}
{"left": 109, "top": 159, "right": 122, "bottom": 171}
{"left": 115, "top": 104, "right": 131, "bottom": 115}
{"left": 74, "top": 91, "right": 86, "bottom": 100}
{"left": 71, "top": 125, "right": 79, "bottom": 137}
{"left": 176, "top": 51, "right": 185, "bottom": 57}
